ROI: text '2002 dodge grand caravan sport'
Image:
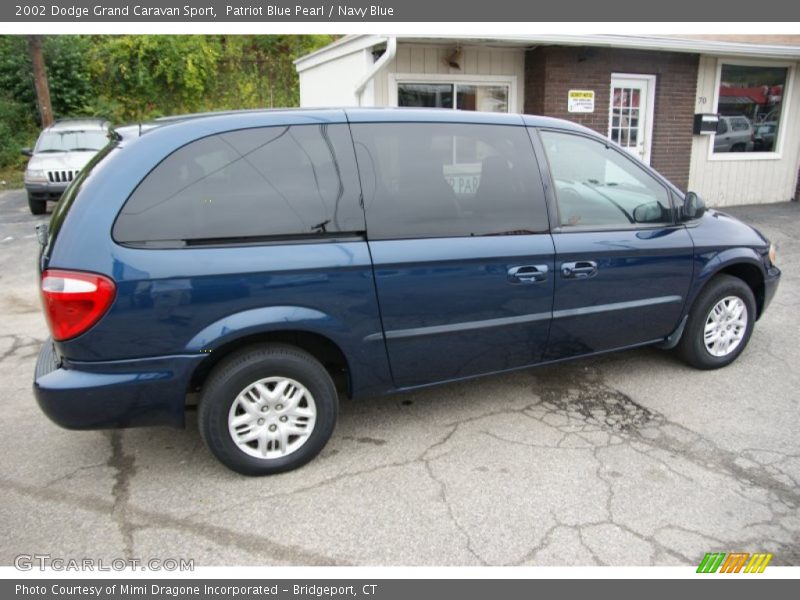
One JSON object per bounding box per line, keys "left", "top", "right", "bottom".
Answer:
{"left": 33, "top": 109, "right": 781, "bottom": 475}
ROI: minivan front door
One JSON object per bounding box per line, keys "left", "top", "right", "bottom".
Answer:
{"left": 534, "top": 128, "right": 693, "bottom": 359}
{"left": 350, "top": 118, "right": 555, "bottom": 388}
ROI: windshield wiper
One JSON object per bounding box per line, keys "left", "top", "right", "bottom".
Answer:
{"left": 68, "top": 147, "right": 100, "bottom": 152}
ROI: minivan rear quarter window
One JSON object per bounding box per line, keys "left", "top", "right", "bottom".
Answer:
{"left": 351, "top": 123, "right": 548, "bottom": 239}
{"left": 114, "top": 124, "right": 364, "bottom": 245}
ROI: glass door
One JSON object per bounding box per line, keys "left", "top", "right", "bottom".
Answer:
{"left": 609, "top": 75, "right": 654, "bottom": 163}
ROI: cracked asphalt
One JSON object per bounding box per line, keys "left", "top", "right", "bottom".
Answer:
{"left": 0, "top": 188, "right": 798, "bottom": 567}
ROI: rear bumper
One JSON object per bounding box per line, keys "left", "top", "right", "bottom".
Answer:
{"left": 33, "top": 340, "right": 204, "bottom": 430}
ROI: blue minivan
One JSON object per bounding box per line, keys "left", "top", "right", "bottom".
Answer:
{"left": 34, "top": 109, "right": 781, "bottom": 475}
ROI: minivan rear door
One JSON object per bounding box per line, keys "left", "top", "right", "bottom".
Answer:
{"left": 349, "top": 113, "right": 555, "bottom": 388}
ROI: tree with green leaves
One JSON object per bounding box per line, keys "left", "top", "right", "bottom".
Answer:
{"left": 0, "top": 34, "right": 335, "bottom": 171}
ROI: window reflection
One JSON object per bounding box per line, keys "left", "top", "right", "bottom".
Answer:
{"left": 715, "top": 64, "right": 786, "bottom": 153}
{"left": 397, "top": 82, "right": 509, "bottom": 113}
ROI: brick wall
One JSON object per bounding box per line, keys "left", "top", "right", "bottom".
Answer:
{"left": 524, "top": 46, "right": 699, "bottom": 191}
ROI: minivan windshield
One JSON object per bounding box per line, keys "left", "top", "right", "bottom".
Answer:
{"left": 35, "top": 130, "right": 108, "bottom": 153}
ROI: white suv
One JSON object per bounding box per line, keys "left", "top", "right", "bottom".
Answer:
{"left": 713, "top": 115, "right": 754, "bottom": 153}
{"left": 22, "top": 118, "right": 110, "bottom": 214}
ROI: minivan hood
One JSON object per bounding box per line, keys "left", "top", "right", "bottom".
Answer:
{"left": 693, "top": 208, "right": 769, "bottom": 247}
{"left": 27, "top": 151, "right": 97, "bottom": 172}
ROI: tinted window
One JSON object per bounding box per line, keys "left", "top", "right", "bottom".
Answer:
{"left": 351, "top": 123, "right": 547, "bottom": 239}
{"left": 539, "top": 130, "right": 672, "bottom": 228}
{"left": 114, "top": 124, "right": 364, "bottom": 244}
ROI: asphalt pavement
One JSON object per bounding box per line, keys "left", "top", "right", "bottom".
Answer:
{"left": 1, "top": 188, "right": 798, "bottom": 567}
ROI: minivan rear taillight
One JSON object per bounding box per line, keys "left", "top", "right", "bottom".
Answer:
{"left": 41, "top": 270, "right": 116, "bottom": 341}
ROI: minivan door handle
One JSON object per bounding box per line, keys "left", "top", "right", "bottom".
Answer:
{"left": 507, "top": 265, "right": 549, "bottom": 284}
{"left": 561, "top": 261, "right": 598, "bottom": 279}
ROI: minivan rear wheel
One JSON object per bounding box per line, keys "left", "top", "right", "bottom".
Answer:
{"left": 198, "top": 344, "right": 338, "bottom": 475}
{"left": 677, "top": 275, "right": 756, "bottom": 370}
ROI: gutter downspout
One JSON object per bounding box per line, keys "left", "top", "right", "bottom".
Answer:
{"left": 354, "top": 36, "right": 397, "bottom": 107}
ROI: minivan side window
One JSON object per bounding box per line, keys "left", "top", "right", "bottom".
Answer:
{"left": 538, "top": 130, "right": 672, "bottom": 228}
{"left": 114, "top": 124, "right": 364, "bottom": 245}
{"left": 351, "top": 123, "right": 548, "bottom": 239}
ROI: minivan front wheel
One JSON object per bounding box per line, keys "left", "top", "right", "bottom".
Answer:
{"left": 678, "top": 275, "right": 756, "bottom": 369}
{"left": 198, "top": 344, "right": 338, "bottom": 475}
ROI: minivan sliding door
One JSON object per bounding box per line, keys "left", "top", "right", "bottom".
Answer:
{"left": 350, "top": 119, "right": 555, "bottom": 388}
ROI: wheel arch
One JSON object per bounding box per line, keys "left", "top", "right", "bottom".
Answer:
{"left": 716, "top": 262, "right": 766, "bottom": 319}
{"left": 188, "top": 329, "right": 352, "bottom": 400}
{"left": 184, "top": 306, "right": 356, "bottom": 399}
{"left": 695, "top": 250, "right": 766, "bottom": 319}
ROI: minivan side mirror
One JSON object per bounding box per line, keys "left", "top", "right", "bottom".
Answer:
{"left": 21, "top": 148, "right": 33, "bottom": 157}
{"left": 633, "top": 201, "right": 663, "bottom": 223}
{"left": 682, "top": 191, "right": 706, "bottom": 221}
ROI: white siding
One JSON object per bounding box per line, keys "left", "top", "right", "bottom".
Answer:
{"left": 298, "top": 49, "right": 372, "bottom": 108}
{"left": 688, "top": 55, "right": 800, "bottom": 206}
{"left": 373, "top": 43, "right": 526, "bottom": 112}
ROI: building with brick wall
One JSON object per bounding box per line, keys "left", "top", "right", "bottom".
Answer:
{"left": 296, "top": 34, "right": 800, "bottom": 207}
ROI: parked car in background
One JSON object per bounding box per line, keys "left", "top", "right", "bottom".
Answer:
{"left": 754, "top": 122, "right": 778, "bottom": 151}
{"left": 33, "top": 109, "right": 781, "bottom": 475}
{"left": 22, "top": 118, "right": 110, "bottom": 215}
{"left": 714, "top": 115, "right": 754, "bottom": 153}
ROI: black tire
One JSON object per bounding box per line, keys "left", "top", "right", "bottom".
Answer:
{"left": 28, "top": 194, "right": 46, "bottom": 215}
{"left": 677, "top": 275, "right": 756, "bottom": 370}
{"left": 198, "top": 344, "right": 338, "bottom": 475}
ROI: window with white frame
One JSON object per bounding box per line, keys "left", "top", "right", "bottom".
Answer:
{"left": 714, "top": 63, "right": 788, "bottom": 154}
{"left": 397, "top": 82, "right": 510, "bottom": 113}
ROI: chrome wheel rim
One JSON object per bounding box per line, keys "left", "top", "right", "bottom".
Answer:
{"left": 228, "top": 377, "right": 317, "bottom": 460}
{"left": 703, "top": 296, "right": 748, "bottom": 358}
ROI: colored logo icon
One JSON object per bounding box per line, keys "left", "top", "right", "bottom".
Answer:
{"left": 697, "top": 552, "right": 773, "bottom": 573}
